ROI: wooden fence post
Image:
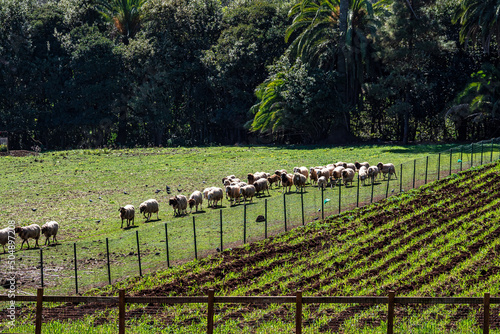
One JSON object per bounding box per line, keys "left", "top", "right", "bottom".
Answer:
{"left": 387, "top": 291, "right": 395, "bottom": 334}
{"left": 208, "top": 289, "right": 215, "bottom": 334}
{"left": 119, "top": 289, "right": 125, "bottom": 334}
{"left": 296, "top": 290, "right": 303, "bottom": 334}
{"left": 484, "top": 292, "right": 490, "bottom": 334}
{"left": 35, "top": 288, "right": 43, "bottom": 334}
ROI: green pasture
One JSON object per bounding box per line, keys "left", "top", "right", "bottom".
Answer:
{"left": 1, "top": 140, "right": 499, "bottom": 296}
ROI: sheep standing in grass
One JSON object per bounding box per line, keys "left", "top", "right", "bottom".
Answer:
{"left": 346, "top": 163, "right": 357, "bottom": 171}
{"left": 342, "top": 168, "right": 355, "bottom": 186}
{"left": 208, "top": 188, "right": 223, "bottom": 208}
{"left": 355, "top": 161, "right": 370, "bottom": 170}
{"left": 281, "top": 173, "right": 294, "bottom": 193}
{"left": 188, "top": 191, "right": 203, "bottom": 213}
{"left": 203, "top": 187, "right": 215, "bottom": 207}
{"left": 309, "top": 168, "right": 319, "bottom": 185}
{"left": 335, "top": 161, "right": 347, "bottom": 168}
{"left": 358, "top": 166, "right": 369, "bottom": 185}
{"left": 247, "top": 172, "right": 268, "bottom": 185}
{"left": 267, "top": 174, "right": 280, "bottom": 189}
{"left": 0, "top": 227, "right": 14, "bottom": 253}
{"left": 331, "top": 166, "right": 345, "bottom": 186}
{"left": 293, "top": 167, "right": 309, "bottom": 182}
{"left": 317, "top": 176, "right": 328, "bottom": 189}
{"left": 254, "top": 178, "right": 270, "bottom": 196}
{"left": 169, "top": 195, "right": 188, "bottom": 216}
{"left": 293, "top": 172, "right": 307, "bottom": 192}
{"left": 318, "top": 168, "right": 331, "bottom": 181}
{"left": 240, "top": 185, "right": 256, "bottom": 203}
{"left": 119, "top": 205, "right": 135, "bottom": 228}
{"left": 377, "top": 162, "right": 397, "bottom": 180}
{"left": 140, "top": 199, "right": 159, "bottom": 221}
{"left": 367, "top": 166, "right": 379, "bottom": 184}
{"left": 15, "top": 224, "right": 40, "bottom": 249}
{"left": 41, "top": 221, "right": 59, "bottom": 246}
{"left": 226, "top": 185, "right": 241, "bottom": 206}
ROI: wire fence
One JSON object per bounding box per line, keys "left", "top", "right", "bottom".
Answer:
{"left": 1, "top": 289, "right": 499, "bottom": 333}
{"left": 2, "top": 138, "right": 500, "bottom": 296}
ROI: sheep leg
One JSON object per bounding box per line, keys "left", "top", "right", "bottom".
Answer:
{"left": 121, "top": 219, "right": 124, "bottom": 228}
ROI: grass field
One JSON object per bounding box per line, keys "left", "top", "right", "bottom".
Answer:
{"left": 2, "top": 154, "right": 500, "bottom": 332}
{"left": 1, "top": 141, "right": 499, "bottom": 296}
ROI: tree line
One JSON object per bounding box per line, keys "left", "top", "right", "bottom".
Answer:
{"left": 0, "top": 0, "right": 498, "bottom": 150}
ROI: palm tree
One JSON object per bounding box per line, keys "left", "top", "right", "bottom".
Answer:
{"left": 453, "top": 0, "right": 500, "bottom": 55}
{"left": 96, "top": 0, "right": 148, "bottom": 45}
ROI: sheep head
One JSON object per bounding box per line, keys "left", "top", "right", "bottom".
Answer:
{"left": 188, "top": 198, "right": 195, "bottom": 208}
{"left": 377, "top": 162, "right": 384, "bottom": 170}
{"left": 168, "top": 197, "right": 178, "bottom": 207}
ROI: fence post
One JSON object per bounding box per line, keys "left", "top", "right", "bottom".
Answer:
{"left": 207, "top": 289, "right": 215, "bottom": 334}
{"left": 356, "top": 173, "right": 360, "bottom": 207}
{"left": 321, "top": 187, "right": 324, "bottom": 219}
{"left": 136, "top": 230, "right": 142, "bottom": 277}
{"left": 119, "top": 289, "right": 125, "bottom": 334}
{"left": 164, "top": 223, "right": 170, "bottom": 268}
{"left": 338, "top": 181, "right": 342, "bottom": 214}
{"left": 370, "top": 177, "right": 374, "bottom": 203}
{"left": 385, "top": 175, "right": 390, "bottom": 198}
{"left": 243, "top": 203, "right": 247, "bottom": 244}
{"left": 450, "top": 148, "right": 453, "bottom": 176}
{"left": 301, "top": 189, "right": 305, "bottom": 226}
{"left": 283, "top": 192, "right": 287, "bottom": 232}
{"left": 399, "top": 164, "right": 403, "bottom": 193}
{"left": 74, "top": 243, "right": 78, "bottom": 294}
{"left": 193, "top": 216, "right": 198, "bottom": 260}
{"left": 40, "top": 248, "right": 44, "bottom": 288}
{"left": 437, "top": 153, "right": 441, "bottom": 180}
{"left": 424, "top": 156, "right": 429, "bottom": 184}
{"left": 484, "top": 292, "right": 490, "bottom": 334}
{"left": 220, "top": 210, "right": 223, "bottom": 251}
{"left": 106, "top": 238, "right": 111, "bottom": 285}
{"left": 296, "top": 290, "right": 303, "bottom": 334}
{"left": 387, "top": 291, "right": 395, "bottom": 334}
{"left": 264, "top": 199, "right": 268, "bottom": 239}
{"left": 413, "top": 159, "right": 416, "bottom": 188}
{"left": 460, "top": 146, "right": 463, "bottom": 171}
{"left": 35, "top": 288, "right": 43, "bottom": 334}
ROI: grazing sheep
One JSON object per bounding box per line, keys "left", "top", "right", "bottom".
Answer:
{"left": 377, "top": 162, "right": 397, "bottom": 180}
{"left": 226, "top": 185, "right": 241, "bottom": 206}
{"left": 346, "top": 163, "right": 357, "bottom": 171}
{"left": 355, "top": 161, "right": 370, "bottom": 170}
{"left": 208, "top": 188, "right": 224, "bottom": 208}
{"left": 188, "top": 191, "right": 203, "bottom": 213}
{"left": 267, "top": 174, "right": 280, "bottom": 189}
{"left": 240, "top": 185, "right": 256, "bottom": 203}
{"left": 317, "top": 176, "right": 328, "bottom": 189}
{"left": 281, "top": 173, "right": 294, "bottom": 193}
{"left": 309, "top": 168, "right": 319, "bottom": 185}
{"left": 248, "top": 172, "right": 268, "bottom": 185}
{"left": 169, "top": 195, "right": 188, "bottom": 216}
{"left": 274, "top": 169, "right": 287, "bottom": 176}
{"left": 318, "top": 168, "right": 331, "bottom": 180}
{"left": 254, "top": 178, "right": 270, "bottom": 196}
{"left": 15, "top": 224, "right": 40, "bottom": 250}
{"left": 293, "top": 167, "right": 309, "bottom": 181}
{"left": 293, "top": 172, "right": 307, "bottom": 192}
{"left": 332, "top": 166, "right": 345, "bottom": 186}
{"left": 203, "top": 187, "right": 216, "bottom": 207}
{"left": 41, "top": 221, "right": 59, "bottom": 246}
{"left": 367, "top": 166, "right": 379, "bottom": 184}
{"left": 358, "top": 166, "right": 369, "bottom": 185}
{"left": 139, "top": 199, "right": 159, "bottom": 221}
{"left": 119, "top": 205, "right": 135, "bottom": 228}
{"left": 0, "top": 227, "right": 14, "bottom": 253}
{"left": 335, "top": 161, "right": 347, "bottom": 168}
{"left": 342, "top": 168, "right": 356, "bottom": 186}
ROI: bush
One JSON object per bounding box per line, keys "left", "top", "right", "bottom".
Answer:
{"left": 0, "top": 144, "right": 7, "bottom": 152}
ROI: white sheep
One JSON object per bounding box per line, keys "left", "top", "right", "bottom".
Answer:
{"left": 226, "top": 185, "right": 241, "bottom": 206}
{"left": 169, "top": 195, "right": 188, "bottom": 216}
{"left": 342, "top": 168, "right": 355, "bottom": 186}
{"left": 309, "top": 168, "right": 319, "bottom": 185}
{"left": 119, "top": 205, "right": 135, "bottom": 228}
{"left": 139, "top": 199, "right": 159, "bottom": 221}
{"left": 331, "top": 166, "right": 345, "bottom": 186}
{"left": 358, "top": 166, "right": 369, "bottom": 185}
{"left": 346, "top": 163, "right": 357, "bottom": 171}
{"left": 367, "top": 166, "right": 379, "bottom": 184}
{"left": 377, "top": 162, "right": 397, "bottom": 180}
{"left": 317, "top": 176, "right": 328, "bottom": 189}
{"left": 203, "top": 187, "right": 216, "bottom": 207}
{"left": 41, "top": 221, "right": 59, "bottom": 246}
{"left": 355, "top": 161, "right": 370, "bottom": 170}
{"left": 293, "top": 172, "right": 307, "bottom": 192}
{"left": 240, "top": 185, "right": 256, "bottom": 203}
{"left": 293, "top": 167, "right": 309, "bottom": 181}
{"left": 188, "top": 191, "right": 203, "bottom": 212}
{"left": 254, "top": 178, "right": 270, "bottom": 196}
{"left": 208, "top": 188, "right": 223, "bottom": 208}
{"left": 0, "top": 227, "right": 14, "bottom": 253}
{"left": 15, "top": 224, "right": 41, "bottom": 250}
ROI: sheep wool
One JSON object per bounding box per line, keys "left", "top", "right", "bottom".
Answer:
{"left": 41, "top": 221, "right": 59, "bottom": 246}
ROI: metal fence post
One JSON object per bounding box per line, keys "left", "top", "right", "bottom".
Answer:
{"left": 413, "top": 159, "right": 416, "bottom": 188}
{"left": 400, "top": 164, "right": 403, "bottom": 193}
{"left": 40, "top": 248, "right": 44, "bottom": 288}
{"left": 460, "top": 146, "right": 463, "bottom": 171}
{"left": 164, "top": 223, "right": 170, "bottom": 268}
{"left": 136, "top": 230, "right": 142, "bottom": 277}
{"left": 74, "top": 243, "right": 78, "bottom": 294}
{"left": 321, "top": 187, "right": 324, "bottom": 219}
{"left": 301, "top": 189, "right": 305, "bottom": 226}
{"left": 106, "top": 238, "right": 111, "bottom": 285}
{"left": 193, "top": 216, "right": 198, "bottom": 260}
{"left": 243, "top": 203, "right": 247, "bottom": 244}
{"left": 338, "top": 181, "right": 342, "bottom": 214}
{"left": 370, "top": 177, "right": 375, "bottom": 203}
{"left": 450, "top": 148, "right": 453, "bottom": 176}
{"left": 356, "top": 173, "right": 360, "bottom": 207}
{"left": 385, "top": 176, "right": 390, "bottom": 198}
{"left": 220, "top": 210, "right": 223, "bottom": 251}
{"left": 424, "top": 156, "right": 429, "bottom": 184}
{"left": 264, "top": 199, "right": 268, "bottom": 239}
{"left": 283, "top": 192, "right": 287, "bottom": 232}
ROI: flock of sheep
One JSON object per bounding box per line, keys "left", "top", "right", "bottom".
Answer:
{"left": 1, "top": 160, "right": 396, "bottom": 253}
{"left": 0, "top": 221, "right": 59, "bottom": 253}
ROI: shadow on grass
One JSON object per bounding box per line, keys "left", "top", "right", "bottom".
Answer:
{"left": 123, "top": 225, "right": 139, "bottom": 230}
